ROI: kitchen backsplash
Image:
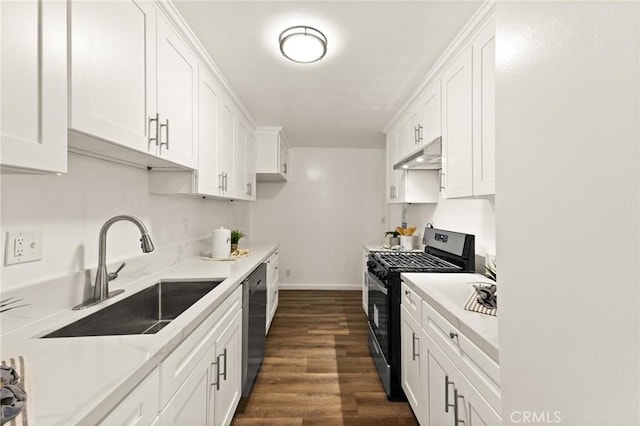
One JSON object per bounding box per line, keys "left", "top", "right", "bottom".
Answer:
{"left": 389, "top": 196, "right": 496, "bottom": 272}
{"left": 1, "top": 153, "right": 250, "bottom": 291}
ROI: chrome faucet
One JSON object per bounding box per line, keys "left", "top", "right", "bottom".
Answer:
{"left": 73, "top": 215, "right": 154, "bottom": 310}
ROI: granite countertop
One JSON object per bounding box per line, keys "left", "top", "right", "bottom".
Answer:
{"left": 0, "top": 243, "right": 278, "bottom": 425}
{"left": 400, "top": 272, "right": 499, "bottom": 363}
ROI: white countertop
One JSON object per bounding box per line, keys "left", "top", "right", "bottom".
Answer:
{"left": 400, "top": 273, "right": 499, "bottom": 363}
{"left": 0, "top": 243, "right": 278, "bottom": 425}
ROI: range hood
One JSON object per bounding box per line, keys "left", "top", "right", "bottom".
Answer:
{"left": 393, "top": 137, "right": 442, "bottom": 170}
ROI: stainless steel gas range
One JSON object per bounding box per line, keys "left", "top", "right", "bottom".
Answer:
{"left": 367, "top": 227, "right": 475, "bottom": 401}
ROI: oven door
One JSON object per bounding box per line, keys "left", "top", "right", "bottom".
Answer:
{"left": 368, "top": 270, "right": 391, "bottom": 396}
{"left": 368, "top": 271, "right": 390, "bottom": 360}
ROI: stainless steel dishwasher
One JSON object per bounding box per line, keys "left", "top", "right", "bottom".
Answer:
{"left": 241, "top": 263, "right": 266, "bottom": 397}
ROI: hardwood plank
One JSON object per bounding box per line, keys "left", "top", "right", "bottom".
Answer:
{"left": 232, "top": 290, "right": 417, "bottom": 426}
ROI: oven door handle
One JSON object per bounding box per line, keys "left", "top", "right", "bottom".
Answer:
{"left": 368, "top": 273, "right": 388, "bottom": 296}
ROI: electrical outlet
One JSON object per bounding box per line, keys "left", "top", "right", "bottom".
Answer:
{"left": 380, "top": 216, "right": 387, "bottom": 225}
{"left": 285, "top": 268, "right": 291, "bottom": 277}
{"left": 5, "top": 231, "right": 43, "bottom": 265}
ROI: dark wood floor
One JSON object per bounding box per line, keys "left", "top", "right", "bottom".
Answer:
{"left": 233, "top": 290, "right": 418, "bottom": 426}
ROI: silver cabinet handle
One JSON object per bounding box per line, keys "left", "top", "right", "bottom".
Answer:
{"left": 211, "top": 357, "right": 220, "bottom": 390}
{"left": 449, "top": 331, "right": 458, "bottom": 340}
{"left": 218, "top": 174, "right": 224, "bottom": 191}
{"left": 220, "top": 348, "right": 227, "bottom": 381}
{"left": 148, "top": 113, "right": 160, "bottom": 149}
{"left": 454, "top": 388, "right": 465, "bottom": 425}
{"left": 418, "top": 124, "right": 423, "bottom": 142}
{"left": 440, "top": 170, "right": 446, "bottom": 191}
{"left": 414, "top": 126, "right": 419, "bottom": 144}
{"left": 412, "top": 332, "right": 419, "bottom": 361}
{"left": 282, "top": 163, "right": 287, "bottom": 174}
{"left": 445, "top": 375, "right": 455, "bottom": 413}
{"left": 159, "top": 118, "right": 169, "bottom": 152}
{"left": 246, "top": 182, "right": 251, "bottom": 196}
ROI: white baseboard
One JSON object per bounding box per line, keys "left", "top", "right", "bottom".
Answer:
{"left": 278, "top": 283, "right": 362, "bottom": 291}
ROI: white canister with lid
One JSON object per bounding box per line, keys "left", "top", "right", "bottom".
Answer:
{"left": 212, "top": 226, "right": 231, "bottom": 259}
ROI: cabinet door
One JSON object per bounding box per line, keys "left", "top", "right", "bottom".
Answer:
{"left": 245, "top": 132, "right": 257, "bottom": 200}
{"left": 100, "top": 369, "right": 160, "bottom": 426}
{"left": 422, "top": 331, "right": 456, "bottom": 426}
{"left": 234, "top": 120, "right": 248, "bottom": 199}
{"left": 441, "top": 45, "right": 473, "bottom": 198}
{"left": 156, "top": 16, "right": 198, "bottom": 169}
{"left": 420, "top": 80, "right": 442, "bottom": 147}
{"left": 70, "top": 0, "right": 155, "bottom": 155}
{"left": 159, "top": 352, "right": 211, "bottom": 426}
{"left": 407, "top": 107, "right": 421, "bottom": 150}
{"left": 279, "top": 138, "right": 288, "bottom": 176}
{"left": 386, "top": 133, "right": 397, "bottom": 203}
{"left": 456, "top": 371, "right": 502, "bottom": 426}
{"left": 362, "top": 250, "right": 369, "bottom": 315}
{"left": 198, "top": 68, "right": 222, "bottom": 195}
{"left": 472, "top": 18, "right": 496, "bottom": 196}
{"left": 401, "top": 307, "right": 423, "bottom": 423}
{"left": 1, "top": 0, "right": 67, "bottom": 173}
{"left": 211, "top": 311, "right": 242, "bottom": 426}
{"left": 219, "top": 100, "right": 236, "bottom": 195}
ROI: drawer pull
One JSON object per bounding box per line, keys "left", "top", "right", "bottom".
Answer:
{"left": 449, "top": 331, "right": 458, "bottom": 340}
{"left": 454, "top": 388, "right": 465, "bottom": 425}
{"left": 445, "top": 375, "right": 455, "bottom": 413}
{"left": 412, "top": 332, "right": 420, "bottom": 361}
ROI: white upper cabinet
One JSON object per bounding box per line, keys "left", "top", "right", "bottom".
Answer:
{"left": 245, "top": 132, "right": 257, "bottom": 200}
{"left": 69, "top": 0, "right": 197, "bottom": 170}
{"left": 472, "top": 17, "right": 496, "bottom": 196}
{"left": 155, "top": 15, "right": 198, "bottom": 169}
{"left": 197, "top": 67, "right": 223, "bottom": 196}
{"left": 1, "top": 0, "right": 67, "bottom": 173}
{"left": 256, "top": 127, "right": 289, "bottom": 182}
{"left": 441, "top": 45, "right": 474, "bottom": 199}
{"left": 385, "top": 3, "right": 495, "bottom": 200}
{"left": 69, "top": 0, "right": 155, "bottom": 155}
{"left": 219, "top": 99, "right": 237, "bottom": 195}
{"left": 420, "top": 80, "right": 442, "bottom": 148}
{"left": 234, "top": 119, "right": 248, "bottom": 199}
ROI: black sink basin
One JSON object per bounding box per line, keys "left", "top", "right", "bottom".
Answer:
{"left": 43, "top": 280, "right": 223, "bottom": 338}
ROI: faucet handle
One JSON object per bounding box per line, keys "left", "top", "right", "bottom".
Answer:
{"left": 107, "top": 262, "right": 126, "bottom": 281}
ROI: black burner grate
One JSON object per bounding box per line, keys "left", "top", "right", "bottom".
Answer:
{"left": 374, "top": 251, "right": 461, "bottom": 272}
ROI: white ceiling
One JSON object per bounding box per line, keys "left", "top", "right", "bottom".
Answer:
{"left": 173, "top": 1, "right": 482, "bottom": 149}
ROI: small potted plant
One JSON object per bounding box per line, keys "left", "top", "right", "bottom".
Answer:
{"left": 230, "top": 230, "right": 245, "bottom": 253}
{"left": 385, "top": 231, "right": 400, "bottom": 247}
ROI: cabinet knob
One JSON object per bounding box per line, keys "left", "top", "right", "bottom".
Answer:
{"left": 449, "top": 331, "right": 458, "bottom": 340}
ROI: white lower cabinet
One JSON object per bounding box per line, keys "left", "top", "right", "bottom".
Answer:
{"left": 101, "top": 286, "right": 243, "bottom": 426}
{"left": 266, "top": 250, "right": 279, "bottom": 333}
{"left": 98, "top": 368, "right": 160, "bottom": 426}
{"left": 422, "top": 332, "right": 500, "bottom": 426}
{"left": 362, "top": 249, "right": 368, "bottom": 316}
{"left": 401, "top": 305, "right": 423, "bottom": 422}
{"left": 400, "top": 285, "right": 501, "bottom": 425}
{"left": 159, "top": 353, "right": 210, "bottom": 425}
{"left": 211, "top": 311, "right": 243, "bottom": 426}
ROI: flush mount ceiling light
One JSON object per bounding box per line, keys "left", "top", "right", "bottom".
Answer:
{"left": 279, "top": 26, "right": 327, "bottom": 63}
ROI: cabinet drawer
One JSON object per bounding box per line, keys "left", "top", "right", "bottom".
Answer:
{"left": 422, "top": 300, "right": 501, "bottom": 413}
{"left": 266, "top": 250, "right": 278, "bottom": 284}
{"left": 99, "top": 368, "right": 160, "bottom": 426}
{"left": 159, "top": 286, "right": 242, "bottom": 408}
{"left": 401, "top": 282, "right": 421, "bottom": 323}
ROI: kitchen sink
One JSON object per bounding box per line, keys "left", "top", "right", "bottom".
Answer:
{"left": 43, "top": 280, "right": 224, "bottom": 338}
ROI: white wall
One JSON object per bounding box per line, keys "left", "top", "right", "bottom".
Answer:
{"left": 496, "top": 2, "right": 639, "bottom": 424}
{"left": 250, "top": 147, "right": 386, "bottom": 288}
{"left": 0, "top": 153, "right": 250, "bottom": 290}
{"left": 388, "top": 197, "right": 495, "bottom": 271}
